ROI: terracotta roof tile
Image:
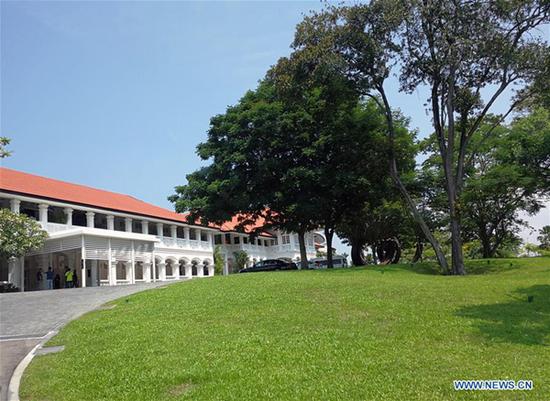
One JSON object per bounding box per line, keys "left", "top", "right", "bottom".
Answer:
{"left": 0, "top": 167, "right": 270, "bottom": 235}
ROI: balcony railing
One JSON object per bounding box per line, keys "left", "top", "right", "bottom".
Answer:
{"left": 44, "top": 222, "right": 73, "bottom": 233}
{"left": 157, "top": 236, "right": 212, "bottom": 251}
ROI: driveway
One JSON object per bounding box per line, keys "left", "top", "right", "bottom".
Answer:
{"left": 0, "top": 282, "right": 177, "bottom": 401}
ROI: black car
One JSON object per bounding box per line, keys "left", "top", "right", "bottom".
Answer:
{"left": 239, "top": 259, "right": 298, "bottom": 273}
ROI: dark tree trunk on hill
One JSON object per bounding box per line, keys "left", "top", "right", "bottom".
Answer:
{"left": 324, "top": 226, "right": 335, "bottom": 268}
{"left": 351, "top": 242, "right": 366, "bottom": 266}
{"left": 412, "top": 240, "right": 424, "bottom": 263}
{"left": 297, "top": 228, "right": 309, "bottom": 269}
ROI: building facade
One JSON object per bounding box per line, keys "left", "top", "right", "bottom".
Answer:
{"left": 0, "top": 168, "right": 317, "bottom": 291}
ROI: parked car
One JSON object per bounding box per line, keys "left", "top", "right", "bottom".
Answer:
{"left": 308, "top": 256, "right": 348, "bottom": 269}
{"left": 239, "top": 259, "right": 298, "bottom": 273}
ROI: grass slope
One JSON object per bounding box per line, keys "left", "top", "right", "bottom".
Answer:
{"left": 21, "top": 258, "right": 550, "bottom": 401}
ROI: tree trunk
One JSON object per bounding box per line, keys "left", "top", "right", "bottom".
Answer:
{"left": 297, "top": 229, "right": 309, "bottom": 270}
{"left": 450, "top": 218, "right": 465, "bottom": 274}
{"left": 447, "top": 192, "right": 466, "bottom": 275}
{"left": 412, "top": 240, "right": 423, "bottom": 263}
{"left": 479, "top": 229, "right": 492, "bottom": 259}
{"left": 351, "top": 242, "right": 366, "bottom": 266}
{"left": 371, "top": 245, "right": 378, "bottom": 265}
{"left": 376, "top": 87, "right": 449, "bottom": 274}
{"left": 324, "top": 226, "right": 334, "bottom": 268}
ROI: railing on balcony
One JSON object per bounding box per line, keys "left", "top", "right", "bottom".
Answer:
{"left": 44, "top": 222, "right": 72, "bottom": 233}
{"left": 157, "top": 236, "right": 212, "bottom": 250}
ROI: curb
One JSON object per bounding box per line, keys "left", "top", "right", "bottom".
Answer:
{"left": 7, "top": 331, "right": 57, "bottom": 401}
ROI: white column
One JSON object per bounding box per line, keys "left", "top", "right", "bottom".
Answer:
{"left": 107, "top": 215, "right": 115, "bottom": 230}
{"left": 207, "top": 232, "right": 213, "bottom": 247}
{"left": 38, "top": 203, "right": 49, "bottom": 224}
{"left": 158, "top": 262, "right": 166, "bottom": 281}
{"left": 156, "top": 223, "right": 163, "bottom": 237}
{"left": 142, "top": 220, "right": 149, "bottom": 234}
{"left": 184, "top": 227, "right": 190, "bottom": 240}
{"left": 86, "top": 212, "right": 95, "bottom": 228}
{"left": 197, "top": 262, "right": 204, "bottom": 277}
{"left": 110, "top": 261, "right": 117, "bottom": 286}
{"left": 185, "top": 263, "right": 192, "bottom": 278}
{"left": 152, "top": 257, "right": 157, "bottom": 282}
{"left": 10, "top": 199, "right": 20, "bottom": 214}
{"left": 143, "top": 262, "right": 151, "bottom": 283}
{"left": 223, "top": 253, "right": 229, "bottom": 276}
{"left": 130, "top": 240, "right": 135, "bottom": 284}
{"left": 81, "top": 259, "right": 87, "bottom": 288}
{"left": 197, "top": 229, "right": 202, "bottom": 243}
{"left": 8, "top": 257, "right": 18, "bottom": 285}
{"left": 64, "top": 208, "right": 73, "bottom": 226}
{"left": 20, "top": 256, "right": 25, "bottom": 292}
{"left": 125, "top": 217, "right": 132, "bottom": 232}
{"left": 171, "top": 225, "right": 178, "bottom": 240}
{"left": 125, "top": 261, "right": 133, "bottom": 284}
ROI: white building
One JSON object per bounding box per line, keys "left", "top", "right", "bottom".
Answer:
{"left": 0, "top": 168, "right": 317, "bottom": 291}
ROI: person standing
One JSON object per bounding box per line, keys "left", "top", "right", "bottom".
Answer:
{"left": 46, "top": 267, "right": 54, "bottom": 290}
{"left": 36, "top": 268, "right": 43, "bottom": 290}
{"left": 64, "top": 267, "right": 73, "bottom": 288}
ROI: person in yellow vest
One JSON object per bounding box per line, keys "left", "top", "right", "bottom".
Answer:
{"left": 64, "top": 267, "right": 74, "bottom": 288}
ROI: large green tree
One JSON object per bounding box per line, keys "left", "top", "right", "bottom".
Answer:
{"left": 421, "top": 108, "right": 550, "bottom": 258}
{"left": 292, "top": 0, "right": 549, "bottom": 274}
{"left": 170, "top": 80, "right": 345, "bottom": 268}
{"left": 0, "top": 209, "right": 48, "bottom": 259}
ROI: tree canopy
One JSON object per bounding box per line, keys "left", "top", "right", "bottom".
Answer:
{"left": 0, "top": 209, "right": 48, "bottom": 259}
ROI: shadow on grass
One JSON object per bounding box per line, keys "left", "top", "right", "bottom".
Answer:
{"left": 367, "top": 259, "right": 525, "bottom": 276}
{"left": 455, "top": 285, "right": 550, "bottom": 346}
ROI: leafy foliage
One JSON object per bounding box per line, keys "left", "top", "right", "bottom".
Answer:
{"left": 538, "top": 226, "right": 550, "bottom": 250}
{"left": 0, "top": 137, "right": 11, "bottom": 158}
{"left": 0, "top": 209, "right": 48, "bottom": 258}
{"left": 213, "top": 245, "right": 225, "bottom": 275}
{"left": 233, "top": 250, "right": 249, "bottom": 271}
{"left": 420, "top": 108, "right": 550, "bottom": 258}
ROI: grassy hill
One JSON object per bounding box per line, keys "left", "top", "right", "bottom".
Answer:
{"left": 21, "top": 257, "right": 550, "bottom": 401}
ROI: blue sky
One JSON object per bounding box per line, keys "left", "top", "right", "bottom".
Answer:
{"left": 1, "top": 1, "right": 547, "bottom": 248}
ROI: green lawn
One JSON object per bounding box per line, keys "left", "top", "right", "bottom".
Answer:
{"left": 21, "top": 257, "right": 550, "bottom": 401}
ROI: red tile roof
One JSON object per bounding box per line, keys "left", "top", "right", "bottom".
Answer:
{"left": 0, "top": 167, "right": 271, "bottom": 236}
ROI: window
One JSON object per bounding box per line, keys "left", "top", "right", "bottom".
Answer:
{"left": 234, "top": 236, "right": 240, "bottom": 244}
{"left": 225, "top": 233, "right": 232, "bottom": 244}
{"left": 189, "top": 229, "right": 197, "bottom": 240}
{"left": 201, "top": 232, "right": 208, "bottom": 241}
{"left": 132, "top": 220, "right": 142, "bottom": 233}
{"left": 214, "top": 235, "right": 222, "bottom": 245}
{"left": 243, "top": 237, "right": 248, "bottom": 244}
{"left": 282, "top": 235, "right": 290, "bottom": 245}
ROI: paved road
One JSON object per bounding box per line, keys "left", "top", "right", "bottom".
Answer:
{"left": 0, "top": 282, "right": 177, "bottom": 401}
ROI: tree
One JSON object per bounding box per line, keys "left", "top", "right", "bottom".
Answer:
{"left": 292, "top": 2, "right": 451, "bottom": 272}
{"left": 0, "top": 137, "right": 11, "bottom": 158}
{"left": 213, "top": 245, "right": 225, "bottom": 275}
{"left": 397, "top": 0, "right": 549, "bottom": 273}
{"left": 293, "top": 1, "right": 549, "bottom": 274}
{"left": 233, "top": 250, "right": 249, "bottom": 271}
{"left": 421, "top": 108, "right": 550, "bottom": 258}
{"left": 538, "top": 226, "right": 550, "bottom": 250}
{"left": 169, "top": 82, "right": 321, "bottom": 269}
{"left": 0, "top": 209, "right": 48, "bottom": 259}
